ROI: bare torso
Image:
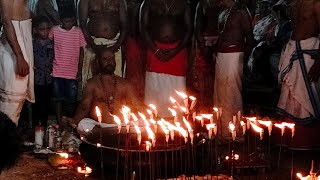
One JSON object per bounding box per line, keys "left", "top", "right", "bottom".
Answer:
{"left": 87, "top": 0, "right": 121, "bottom": 39}
{"left": 87, "top": 76, "right": 136, "bottom": 123}
{"left": 148, "top": 0, "right": 188, "bottom": 43}
{"left": 9, "top": 0, "right": 31, "bottom": 20}
{"left": 290, "top": 0, "right": 320, "bottom": 40}
{"left": 217, "top": 5, "right": 251, "bottom": 50}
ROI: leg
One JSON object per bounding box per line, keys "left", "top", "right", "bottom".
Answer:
{"left": 52, "top": 78, "right": 64, "bottom": 126}
{"left": 64, "top": 79, "right": 78, "bottom": 117}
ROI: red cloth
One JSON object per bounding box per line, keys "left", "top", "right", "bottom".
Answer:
{"left": 147, "top": 42, "right": 186, "bottom": 76}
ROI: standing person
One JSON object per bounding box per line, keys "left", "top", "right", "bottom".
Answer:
{"left": 32, "top": 16, "right": 54, "bottom": 128}
{"left": 78, "top": 0, "right": 128, "bottom": 99}
{"left": 193, "top": 0, "right": 221, "bottom": 111}
{"left": 0, "top": 0, "right": 35, "bottom": 125}
{"left": 125, "top": 0, "right": 145, "bottom": 102}
{"left": 214, "top": 0, "right": 253, "bottom": 139}
{"left": 49, "top": 10, "right": 86, "bottom": 126}
{"left": 141, "top": 0, "right": 193, "bottom": 117}
{"left": 277, "top": 0, "right": 320, "bottom": 122}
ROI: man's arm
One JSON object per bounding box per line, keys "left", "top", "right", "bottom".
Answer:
{"left": 108, "top": 0, "right": 128, "bottom": 52}
{"left": 309, "top": 1, "right": 320, "bottom": 82}
{"left": 79, "top": 0, "right": 95, "bottom": 49}
{"left": 0, "top": 0, "right": 29, "bottom": 76}
{"left": 194, "top": 0, "right": 205, "bottom": 48}
{"left": 140, "top": 0, "right": 157, "bottom": 53}
{"left": 73, "top": 81, "right": 94, "bottom": 124}
{"left": 240, "top": 8, "right": 254, "bottom": 56}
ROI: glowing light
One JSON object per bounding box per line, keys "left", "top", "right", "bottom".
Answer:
{"left": 131, "top": 113, "right": 138, "bottom": 121}
{"left": 95, "top": 106, "right": 102, "bottom": 123}
{"left": 250, "top": 122, "right": 264, "bottom": 140}
{"left": 168, "top": 108, "right": 177, "bottom": 117}
{"left": 57, "top": 152, "right": 69, "bottom": 159}
{"left": 175, "top": 90, "right": 188, "bottom": 99}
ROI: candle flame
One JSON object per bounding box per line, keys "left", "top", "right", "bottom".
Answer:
{"left": 131, "top": 113, "right": 138, "bottom": 121}
{"left": 95, "top": 106, "right": 101, "bottom": 117}
{"left": 145, "top": 126, "right": 155, "bottom": 140}
{"left": 180, "top": 106, "right": 187, "bottom": 113}
{"left": 149, "top": 104, "right": 157, "bottom": 111}
{"left": 206, "top": 123, "right": 216, "bottom": 130}
{"left": 77, "top": 166, "right": 92, "bottom": 175}
{"left": 213, "top": 107, "right": 219, "bottom": 112}
{"left": 282, "top": 122, "right": 295, "bottom": 129}
{"left": 250, "top": 122, "right": 263, "bottom": 133}
{"left": 147, "top": 109, "right": 152, "bottom": 115}
{"left": 175, "top": 90, "right": 188, "bottom": 99}
{"left": 149, "top": 118, "right": 156, "bottom": 124}
{"left": 274, "top": 123, "right": 285, "bottom": 129}
{"left": 201, "top": 114, "right": 213, "bottom": 119}
{"left": 258, "top": 120, "right": 272, "bottom": 127}
{"left": 163, "top": 120, "right": 177, "bottom": 131}
{"left": 133, "top": 123, "right": 141, "bottom": 134}
{"left": 176, "top": 126, "right": 188, "bottom": 138}
{"left": 169, "top": 96, "right": 177, "bottom": 103}
{"left": 111, "top": 114, "right": 121, "bottom": 125}
{"left": 189, "top": 96, "right": 196, "bottom": 101}
{"left": 195, "top": 116, "right": 203, "bottom": 120}
{"left": 168, "top": 108, "right": 177, "bottom": 116}
{"left": 183, "top": 117, "right": 192, "bottom": 132}
{"left": 229, "top": 122, "right": 235, "bottom": 132}
{"left": 240, "top": 121, "right": 245, "bottom": 126}
{"left": 121, "top": 105, "right": 131, "bottom": 114}
{"left": 57, "top": 152, "right": 69, "bottom": 159}
{"left": 138, "top": 112, "right": 150, "bottom": 126}
{"left": 246, "top": 117, "right": 257, "bottom": 122}
{"left": 158, "top": 120, "right": 169, "bottom": 134}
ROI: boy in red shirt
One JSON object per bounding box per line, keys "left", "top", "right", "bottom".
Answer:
{"left": 49, "top": 10, "right": 87, "bottom": 126}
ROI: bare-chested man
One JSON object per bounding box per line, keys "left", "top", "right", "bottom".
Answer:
{"left": 193, "top": 0, "right": 221, "bottom": 111}
{"left": 67, "top": 49, "right": 143, "bottom": 131}
{"left": 0, "top": 0, "right": 35, "bottom": 125}
{"left": 141, "top": 0, "right": 192, "bottom": 117}
{"left": 277, "top": 0, "right": 320, "bottom": 121}
{"left": 214, "top": 0, "right": 253, "bottom": 139}
{"left": 78, "top": 0, "right": 128, "bottom": 99}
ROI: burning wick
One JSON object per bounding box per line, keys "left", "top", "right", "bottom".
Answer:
{"left": 131, "top": 113, "right": 138, "bottom": 122}
{"left": 146, "top": 126, "right": 155, "bottom": 147}
{"left": 229, "top": 122, "right": 236, "bottom": 141}
{"left": 133, "top": 123, "right": 141, "bottom": 145}
{"left": 195, "top": 115, "right": 204, "bottom": 127}
{"left": 175, "top": 90, "right": 189, "bottom": 110}
{"left": 95, "top": 106, "right": 102, "bottom": 124}
{"left": 111, "top": 114, "right": 122, "bottom": 133}
{"left": 149, "top": 104, "right": 158, "bottom": 117}
{"left": 77, "top": 166, "right": 92, "bottom": 177}
{"left": 168, "top": 108, "right": 178, "bottom": 122}
{"left": 138, "top": 112, "right": 150, "bottom": 127}
{"left": 246, "top": 117, "right": 257, "bottom": 129}
{"left": 189, "top": 96, "right": 197, "bottom": 111}
{"left": 158, "top": 120, "right": 169, "bottom": 143}
{"left": 257, "top": 120, "right": 273, "bottom": 136}
{"left": 147, "top": 109, "right": 153, "bottom": 119}
{"left": 164, "top": 120, "right": 176, "bottom": 141}
{"left": 240, "top": 121, "right": 246, "bottom": 135}
{"left": 274, "top": 123, "right": 285, "bottom": 136}
{"left": 206, "top": 124, "right": 216, "bottom": 139}
{"left": 121, "top": 106, "right": 131, "bottom": 133}
{"left": 282, "top": 122, "right": 295, "bottom": 138}
{"left": 250, "top": 122, "right": 264, "bottom": 140}
{"left": 145, "top": 141, "right": 151, "bottom": 151}
{"left": 296, "top": 160, "right": 320, "bottom": 180}
{"left": 149, "top": 118, "right": 158, "bottom": 133}
{"left": 183, "top": 117, "right": 193, "bottom": 144}
{"left": 213, "top": 107, "right": 219, "bottom": 120}
{"left": 202, "top": 114, "right": 214, "bottom": 124}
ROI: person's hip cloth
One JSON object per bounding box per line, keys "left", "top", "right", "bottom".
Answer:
{"left": 0, "top": 19, "right": 34, "bottom": 125}
{"left": 214, "top": 46, "right": 244, "bottom": 138}
{"left": 145, "top": 42, "right": 187, "bottom": 117}
{"left": 278, "top": 37, "right": 320, "bottom": 120}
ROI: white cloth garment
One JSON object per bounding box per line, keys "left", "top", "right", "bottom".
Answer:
{"left": 0, "top": 19, "right": 34, "bottom": 124}
{"left": 214, "top": 52, "right": 244, "bottom": 138}
{"left": 145, "top": 72, "right": 186, "bottom": 117}
{"left": 278, "top": 37, "right": 320, "bottom": 119}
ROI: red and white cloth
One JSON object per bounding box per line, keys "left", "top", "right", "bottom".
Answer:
{"left": 49, "top": 26, "right": 86, "bottom": 79}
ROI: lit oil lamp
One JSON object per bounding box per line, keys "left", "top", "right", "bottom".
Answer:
{"left": 168, "top": 108, "right": 178, "bottom": 122}
{"left": 77, "top": 166, "right": 92, "bottom": 177}
{"left": 189, "top": 96, "right": 197, "bottom": 111}
{"left": 149, "top": 104, "right": 158, "bottom": 118}
{"left": 206, "top": 124, "right": 216, "bottom": 140}
{"left": 158, "top": 120, "right": 169, "bottom": 143}
{"left": 240, "top": 121, "right": 246, "bottom": 135}
{"left": 250, "top": 122, "right": 264, "bottom": 140}
{"left": 133, "top": 122, "right": 141, "bottom": 145}
{"left": 229, "top": 122, "right": 236, "bottom": 141}
{"left": 111, "top": 114, "right": 122, "bottom": 133}
{"left": 175, "top": 90, "right": 189, "bottom": 109}
{"left": 257, "top": 120, "right": 272, "bottom": 136}
{"left": 95, "top": 106, "right": 102, "bottom": 124}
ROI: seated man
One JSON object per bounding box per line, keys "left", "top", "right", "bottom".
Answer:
{"left": 0, "top": 111, "right": 21, "bottom": 173}
{"left": 67, "top": 48, "right": 143, "bottom": 132}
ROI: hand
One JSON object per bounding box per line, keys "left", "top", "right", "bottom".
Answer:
{"left": 16, "top": 56, "right": 29, "bottom": 77}
{"left": 309, "top": 60, "right": 320, "bottom": 82}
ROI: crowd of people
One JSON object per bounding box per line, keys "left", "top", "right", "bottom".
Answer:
{"left": 0, "top": 0, "right": 320, "bottom": 145}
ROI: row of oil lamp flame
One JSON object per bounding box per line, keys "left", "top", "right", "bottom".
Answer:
{"left": 90, "top": 90, "right": 296, "bottom": 151}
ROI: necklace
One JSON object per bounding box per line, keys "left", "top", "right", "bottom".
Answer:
{"left": 161, "top": 0, "right": 176, "bottom": 14}
{"left": 99, "top": 74, "right": 117, "bottom": 114}
{"left": 218, "top": 6, "right": 233, "bottom": 34}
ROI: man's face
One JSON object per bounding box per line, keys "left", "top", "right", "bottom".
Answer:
{"left": 61, "top": 17, "right": 75, "bottom": 30}
{"left": 99, "top": 50, "right": 116, "bottom": 75}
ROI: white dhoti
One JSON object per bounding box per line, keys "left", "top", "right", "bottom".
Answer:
{"left": 0, "top": 19, "right": 34, "bottom": 125}
{"left": 214, "top": 52, "right": 244, "bottom": 138}
{"left": 145, "top": 72, "right": 186, "bottom": 117}
{"left": 278, "top": 38, "right": 320, "bottom": 119}
{"left": 79, "top": 34, "right": 125, "bottom": 99}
